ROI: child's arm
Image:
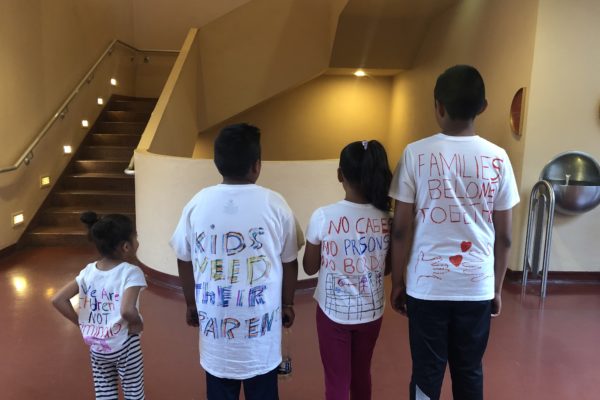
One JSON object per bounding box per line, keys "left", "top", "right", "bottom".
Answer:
{"left": 390, "top": 200, "right": 414, "bottom": 316}
{"left": 178, "top": 259, "right": 199, "bottom": 327}
{"left": 384, "top": 247, "right": 392, "bottom": 276}
{"left": 302, "top": 242, "right": 321, "bottom": 276}
{"left": 492, "top": 209, "right": 513, "bottom": 317}
{"left": 51, "top": 281, "right": 80, "bottom": 326}
{"left": 121, "top": 286, "right": 144, "bottom": 334}
{"left": 281, "top": 259, "right": 298, "bottom": 328}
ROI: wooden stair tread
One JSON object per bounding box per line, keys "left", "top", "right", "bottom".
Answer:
{"left": 110, "top": 95, "right": 158, "bottom": 102}
{"left": 76, "top": 156, "right": 133, "bottom": 163}
{"left": 54, "top": 189, "right": 135, "bottom": 195}
{"left": 67, "top": 172, "right": 134, "bottom": 179}
{"left": 44, "top": 205, "right": 135, "bottom": 213}
{"left": 83, "top": 145, "right": 135, "bottom": 150}
{"left": 28, "top": 226, "right": 88, "bottom": 235}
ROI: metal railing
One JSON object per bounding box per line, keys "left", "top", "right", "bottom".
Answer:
{"left": 522, "top": 180, "right": 556, "bottom": 298}
{"left": 0, "top": 40, "right": 178, "bottom": 174}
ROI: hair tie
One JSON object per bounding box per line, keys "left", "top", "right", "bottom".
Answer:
{"left": 362, "top": 140, "right": 368, "bottom": 150}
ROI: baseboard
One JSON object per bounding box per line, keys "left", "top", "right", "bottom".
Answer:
{"left": 506, "top": 269, "right": 600, "bottom": 285}
{"left": 138, "top": 263, "right": 319, "bottom": 293}
{"left": 0, "top": 244, "right": 17, "bottom": 259}
{"left": 296, "top": 277, "right": 318, "bottom": 291}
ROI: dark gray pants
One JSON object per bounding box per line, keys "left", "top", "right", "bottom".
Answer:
{"left": 407, "top": 295, "right": 492, "bottom": 400}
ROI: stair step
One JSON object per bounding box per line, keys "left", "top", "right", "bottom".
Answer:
{"left": 61, "top": 173, "right": 134, "bottom": 191}
{"left": 23, "top": 96, "right": 154, "bottom": 248}
{"left": 101, "top": 111, "right": 151, "bottom": 123}
{"left": 50, "top": 190, "right": 135, "bottom": 208}
{"left": 72, "top": 160, "right": 129, "bottom": 173}
{"left": 38, "top": 207, "right": 136, "bottom": 226}
{"left": 106, "top": 100, "right": 156, "bottom": 112}
{"left": 94, "top": 122, "right": 146, "bottom": 134}
{"left": 25, "top": 226, "right": 91, "bottom": 247}
{"left": 79, "top": 146, "right": 135, "bottom": 160}
{"left": 87, "top": 134, "right": 141, "bottom": 147}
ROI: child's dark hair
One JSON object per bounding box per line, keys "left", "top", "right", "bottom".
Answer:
{"left": 80, "top": 211, "right": 135, "bottom": 257}
{"left": 340, "top": 140, "right": 392, "bottom": 212}
{"left": 214, "top": 123, "right": 261, "bottom": 179}
{"left": 434, "top": 65, "right": 486, "bottom": 120}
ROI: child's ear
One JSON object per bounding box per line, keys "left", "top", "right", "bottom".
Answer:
{"left": 121, "top": 240, "right": 131, "bottom": 254}
{"left": 435, "top": 100, "right": 445, "bottom": 118}
{"left": 252, "top": 159, "right": 261, "bottom": 175}
{"left": 478, "top": 99, "right": 488, "bottom": 115}
{"left": 337, "top": 168, "right": 343, "bottom": 183}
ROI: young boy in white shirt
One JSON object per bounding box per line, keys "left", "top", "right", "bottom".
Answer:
{"left": 170, "top": 123, "right": 299, "bottom": 400}
{"left": 389, "top": 65, "right": 520, "bottom": 400}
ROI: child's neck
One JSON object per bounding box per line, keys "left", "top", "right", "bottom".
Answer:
{"left": 96, "top": 257, "right": 124, "bottom": 271}
{"left": 222, "top": 177, "right": 255, "bottom": 185}
{"left": 441, "top": 119, "right": 477, "bottom": 137}
{"left": 344, "top": 187, "right": 369, "bottom": 205}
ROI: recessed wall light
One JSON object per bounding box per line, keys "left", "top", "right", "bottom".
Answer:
{"left": 97, "top": 97, "right": 104, "bottom": 105}
{"left": 63, "top": 145, "right": 72, "bottom": 154}
{"left": 12, "top": 212, "right": 25, "bottom": 227}
{"left": 40, "top": 176, "right": 51, "bottom": 188}
{"left": 110, "top": 78, "right": 118, "bottom": 86}
{"left": 354, "top": 69, "right": 367, "bottom": 77}
{"left": 81, "top": 120, "right": 89, "bottom": 128}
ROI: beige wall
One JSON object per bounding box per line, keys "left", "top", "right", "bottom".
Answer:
{"left": 135, "top": 150, "right": 343, "bottom": 280}
{"left": 138, "top": 29, "right": 200, "bottom": 158}
{"left": 0, "top": 0, "right": 134, "bottom": 164}
{"left": 195, "top": 74, "right": 393, "bottom": 160}
{"left": 520, "top": 0, "right": 600, "bottom": 271}
{"left": 386, "top": 0, "right": 539, "bottom": 270}
{"left": 196, "top": 0, "right": 347, "bottom": 129}
{"left": 0, "top": 0, "right": 137, "bottom": 250}
{"left": 132, "top": 0, "right": 252, "bottom": 49}
{"left": 133, "top": 53, "right": 178, "bottom": 99}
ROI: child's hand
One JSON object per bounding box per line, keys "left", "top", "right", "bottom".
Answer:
{"left": 491, "top": 294, "right": 502, "bottom": 318}
{"left": 186, "top": 305, "right": 199, "bottom": 327}
{"left": 129, "top": 319, "right": 144, "bottom": 335}
{"left": 390, "top": 285, "right": 407, "bottom": 316}
{"left": 282, "top": 306, "right": 295, "bottom": 328}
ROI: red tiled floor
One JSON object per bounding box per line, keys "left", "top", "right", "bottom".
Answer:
{"left": 1, "top": 246, "right": 599, "bottom": 399}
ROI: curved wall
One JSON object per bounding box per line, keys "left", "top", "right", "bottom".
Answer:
{"left": 135, "top": 150, "right": 343, "bottom": 280}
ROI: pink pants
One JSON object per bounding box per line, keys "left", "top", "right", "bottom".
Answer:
{"left": 316, "top": 306, "right": 383, "bottom": 400}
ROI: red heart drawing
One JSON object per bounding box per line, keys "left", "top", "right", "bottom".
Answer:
{"left": 449, "top": 255, "right": 463, "bottom": 267}
{"left": 461, "top": 241, "right": 472, "bottom": 252}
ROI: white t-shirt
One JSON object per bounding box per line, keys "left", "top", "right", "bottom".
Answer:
{"left": 170, "top": 184, "right": 299, "bottom": 380}
{"left": 306, "top": 201, "right": 392, "bottom": 324}
{"left": 389, "top": 134, "right": 520, "bottom": 301}
{"left": 76, "top": 262, "right": 147, "bottom": 353}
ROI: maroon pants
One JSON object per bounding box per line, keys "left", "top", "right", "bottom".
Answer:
{"left": 316, "top": 306, "right": 383, "bottom": 400}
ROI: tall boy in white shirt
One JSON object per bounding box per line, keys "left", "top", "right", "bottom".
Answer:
{"left": 389, "top": 65, "right": 520, "bottom": 400}
{"left": 170, "top": 123, "right": 299, "bottom": 400}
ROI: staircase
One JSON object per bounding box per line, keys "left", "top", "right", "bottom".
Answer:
{"left": 24, "top": 96, "right": 156, "bottom": 246}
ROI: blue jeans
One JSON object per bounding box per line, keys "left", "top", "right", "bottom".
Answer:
{"left": 407, "top": 296, "right": 492, "bottom": 400}
{"left": 206, "top": 368, "right": 279, "bottom": 400}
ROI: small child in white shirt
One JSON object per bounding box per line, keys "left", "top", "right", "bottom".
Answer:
{"left": 52, "top": 212, "right": 147, "bottom": 400}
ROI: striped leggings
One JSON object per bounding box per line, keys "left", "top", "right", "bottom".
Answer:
{"left": 90, "top": 334, "right": 145, "bottom": 400}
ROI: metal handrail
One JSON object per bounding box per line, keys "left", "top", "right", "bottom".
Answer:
{"left": 0, "top": 40, "right": 178, "bottom": 174}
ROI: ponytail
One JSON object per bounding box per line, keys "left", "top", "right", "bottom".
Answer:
{"left": 339, "top": 140, "right": 392, "bottom": 211}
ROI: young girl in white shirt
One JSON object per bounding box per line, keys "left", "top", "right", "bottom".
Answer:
{"left": 52, "top": 212, "right": 147, "bottom": 400}
{"left": 303, "top": 140, "right": 393, "bottom": 400}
